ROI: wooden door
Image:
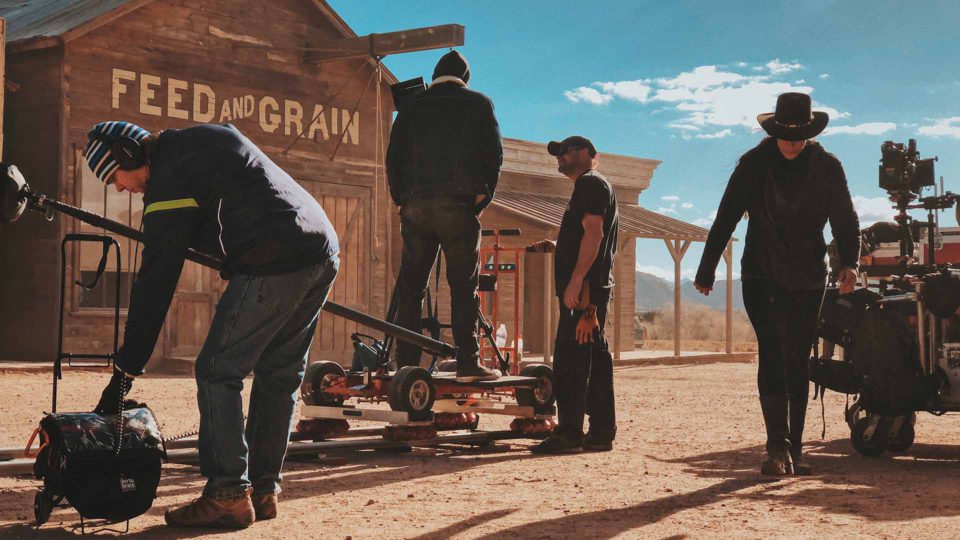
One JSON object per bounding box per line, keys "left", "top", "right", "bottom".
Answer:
{"left": 305, "top": 182, "right": 372, "bottom": 364}
{"left": 163, "top": 261, "right": 221, "bottom": 360}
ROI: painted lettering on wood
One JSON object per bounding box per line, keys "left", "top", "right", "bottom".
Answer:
{"left": 111, "top": 68, "right": 360, "bottom": 145}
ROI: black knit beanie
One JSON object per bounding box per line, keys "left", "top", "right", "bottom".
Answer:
{"left": 432, "top": 50, "right": 470, "bottom": 84}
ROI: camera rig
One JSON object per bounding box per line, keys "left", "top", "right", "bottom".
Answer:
{"left": 817, "top": 138, "right": 960, "bottom": 457}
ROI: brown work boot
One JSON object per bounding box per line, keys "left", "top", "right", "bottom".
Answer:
{"left": 252, "top": 493, "right": 278, "bottom": 521}
{"left": 164, "top": 489, "right": 255, "bottom": 529}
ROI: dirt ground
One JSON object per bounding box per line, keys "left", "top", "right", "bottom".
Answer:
{"left": 640, "top": 340, "right": 758, "bottom": 353}
{"left": 2, "top": 362, "right": 960, "bottom": 539}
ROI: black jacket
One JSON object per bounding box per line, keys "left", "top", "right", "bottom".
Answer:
{"left": 696, "top": 138, "right": 860, "bottom": 291}
{"left": 386, "top": 81, "right": 502, "bottom": 209}
{"left": 118, "top": 124, "right": 338, "bottom": 375}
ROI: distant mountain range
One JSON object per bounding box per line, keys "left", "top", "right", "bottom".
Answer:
{"left": 636, "top": 271, "right": 745, "bottom": 311}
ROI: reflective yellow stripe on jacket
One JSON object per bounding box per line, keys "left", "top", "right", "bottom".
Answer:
{"left": 143, "top": 198, "right": 199, "bottom": 216}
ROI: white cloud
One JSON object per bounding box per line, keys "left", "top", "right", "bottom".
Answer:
{"left": 918, "top": 117, "right": 960, "bottom": 138}
{"left": 661, "top": 195, "right": 680, "bottom": 201}
{"left": 852, "top": 195, "right": 896, "bottom": 226}
{"left": 656, "top": 65, "right": 749, "bottom": 91}
{"left": 765, "top": 59, "right": 803, "bottom": 74}
{"left": 654, "top": 78, "right": 812, "bottom": 129}
{"left": 656, "top": 206, "right": 677, "bottom": 215}
{"left": 822, "top": 122, "right": 897, "bottom": 136}
{"left": 594, "top": 80, "right": 652, "bottom": 103}
{"left": 563, "top": 60, "right": 851, "bottom": 136}
{"left": 681, "top": 202, "right": 694, "bottom": 209}
{"left": 819, "top": 73, "right": 830, "bottom": 79}
{"left": 695, "top": 129, "right": 734, "bottom": 139}
{"left": 564, "top": 86, "right": 612, "bottom": 105}
{"left": 692, "top": 210, "right": 717, "bottom": 227}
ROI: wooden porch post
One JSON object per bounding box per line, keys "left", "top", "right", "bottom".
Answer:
{"left": 723, "top": 240, "right": 733, "bottom": 354}
{"left": 664, "top": 238, "right": 690, "bottom": 357}
{"left": 543, "top": 252, "right": 554, "bottom": 363}
{"left": 612, "top": 239, "right": 626, "bottom": 361}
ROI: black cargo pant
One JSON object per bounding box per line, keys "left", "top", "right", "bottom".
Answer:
{"left": 742, "top": 279, "right": 822, "bottom": 398}
{"left": 553, "top": 289, "right": 616, "bottom": 441}
{"left": 395, "top": 195, "right": 481, "bottom": 367}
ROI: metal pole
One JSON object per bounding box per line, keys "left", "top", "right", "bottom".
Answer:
{"left": 25, "top": 193, "right": 458, "bottom": 358}
{"left": 0, "top": 430, "right": 538, "bottom": 476}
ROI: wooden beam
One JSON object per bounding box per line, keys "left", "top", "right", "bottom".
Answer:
{"left": 0, "top": 17, "right": 4, "bottom": 161}
{"left": 305, "top": 24, "right": 465, "bottom": 64}
{"left": 61, "top": 0, "right": 155, "bottom": 43}
{"left": 673, "top": 241, "right": 682, "bottom": 357}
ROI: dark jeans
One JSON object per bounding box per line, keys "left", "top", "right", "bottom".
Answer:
{"left": 395, "top": 196, "right": 481, "bottom": 367}
{"left": 742, "top": 279, "right": 822, "bottom": 398}
{"left": 552, "top": 289, "right": 616, "bottom": 441}
{"left": 195, "top": 256, "right": 338, "bottom": 499}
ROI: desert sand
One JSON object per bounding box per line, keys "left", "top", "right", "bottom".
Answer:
{"left": 2, "top": 362, "right": 959, "bottom": 539}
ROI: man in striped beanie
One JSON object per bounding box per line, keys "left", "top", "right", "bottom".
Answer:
{"left": 84, "top": 121, "right": 153, "bottom": 191}
{"left": 83, "top": 121, "right": 340, "bottom": 528}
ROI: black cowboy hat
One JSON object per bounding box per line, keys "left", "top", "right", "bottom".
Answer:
{"left": 757, "top": 92, "right": 829, "bottom": 141}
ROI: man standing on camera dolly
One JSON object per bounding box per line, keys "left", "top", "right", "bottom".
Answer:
{"left": 386, "top": 50, "right": 503, "bottom": 382}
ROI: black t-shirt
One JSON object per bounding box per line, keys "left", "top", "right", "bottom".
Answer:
{"left": 555, "top": 170, "right": 619, "bottom": 297}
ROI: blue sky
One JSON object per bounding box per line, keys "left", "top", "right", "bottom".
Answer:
{"left": 330, "top": 0, "right": 960, "bottom": 282}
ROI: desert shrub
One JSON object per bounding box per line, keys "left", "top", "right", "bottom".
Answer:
{"left": 643, "top": 303, "right": 755, "bottom": 342}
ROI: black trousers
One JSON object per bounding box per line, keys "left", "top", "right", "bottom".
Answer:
{"left": 553, "top": 289, "right": 616, "bottom": 440}
{"left": 395, "top": 196, "right": 481, "bottom": 367}
{"left": 742, "top": 279, "right": 823, "bottom": 397}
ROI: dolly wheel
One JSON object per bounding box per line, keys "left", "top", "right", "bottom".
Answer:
{"left": 34, "top": 491, "right": 53, "bottom": 526}
{"left": 301, "top": 361, "right": 346, "bottom": 406}
{"left": 389, "top": 366, "right": 435, "bottom": 421}
{"left": 888, "top": 417, "right": 916, "bottom": 453}
{"left": 516, "top": 364, "right": 556, "bottom": 414}
{"left": 850, "top": 416, "right": 889, "bottom": 457}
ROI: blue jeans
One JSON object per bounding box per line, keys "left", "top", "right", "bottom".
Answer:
{"left": 195, "top": 256, "right": 339, "bottom": 499}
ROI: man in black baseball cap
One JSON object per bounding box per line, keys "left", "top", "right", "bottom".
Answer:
{"left": 531, "top": 135, "right": 619, "bottom": 454}
{"left": 547, "top": 136, "right": 597, "bottom": 159}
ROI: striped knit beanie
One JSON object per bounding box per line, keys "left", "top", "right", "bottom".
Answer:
{"left": 84, "top": 121, "right": 151, "bottom": 183}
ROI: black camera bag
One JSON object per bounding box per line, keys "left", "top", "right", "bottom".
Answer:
{"left": 32, "top": 407, "right": 164, "bottom": 524}
{"left": 809, "top": 356, "right": 862, "bottom": 395}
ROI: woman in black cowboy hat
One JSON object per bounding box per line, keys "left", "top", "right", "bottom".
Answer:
{"left": 694, "top": 92, "right": 861, "bottom": 476}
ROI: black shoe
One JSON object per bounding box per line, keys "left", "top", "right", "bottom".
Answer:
{"left": 530, "top": 434, "right": 583, "bottom": 454}
{"left": 583, "top": 433, "right": 613, "bottom": 452}
{"left": 455, "top": 363, "right": 500, "bottom": 383}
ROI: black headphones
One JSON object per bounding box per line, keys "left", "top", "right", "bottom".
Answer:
{"left": 94, "top": 133, "right": 147, "bottom": 170}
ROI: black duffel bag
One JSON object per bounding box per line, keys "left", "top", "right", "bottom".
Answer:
{"left": 30, "top": 406, "right": 164, "bottom": 526}
{"left": 809, "top": 356, "right": 862, "bottom": 395}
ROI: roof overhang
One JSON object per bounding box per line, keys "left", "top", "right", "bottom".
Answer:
{"left": 490, "top": 191, "right": 713, "bottom": 242}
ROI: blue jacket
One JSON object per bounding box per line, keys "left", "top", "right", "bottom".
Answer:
{"left": 118, "top": 124, "right": 338, "bottom": 375}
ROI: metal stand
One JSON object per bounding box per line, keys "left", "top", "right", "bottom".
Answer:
{"left": 53, "top": 234, "right": 122, "bottom": 412}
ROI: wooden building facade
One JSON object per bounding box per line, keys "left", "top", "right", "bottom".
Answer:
{"left": 0, "top": 0, "right": 397, "bottom": 367}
